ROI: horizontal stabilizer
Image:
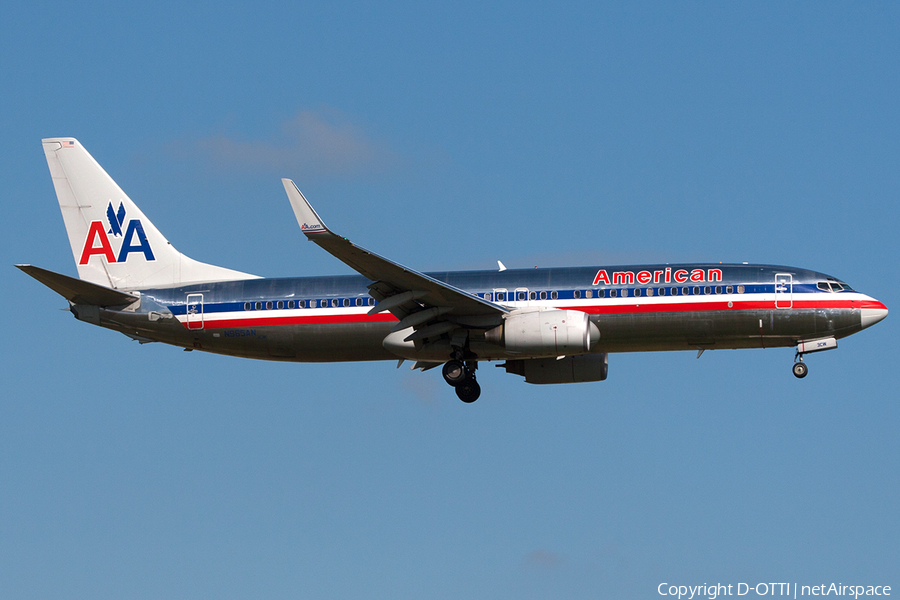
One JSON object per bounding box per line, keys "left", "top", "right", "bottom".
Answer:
{"left": 16, "top": 264, "right": 138, "bottom": 306}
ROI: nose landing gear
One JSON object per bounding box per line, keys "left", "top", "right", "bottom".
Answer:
{"left": 442, "top": 357, "right": 481, "bottom": 402}
{"left": 792, "top": 337, "right": 838, "bottom": 379}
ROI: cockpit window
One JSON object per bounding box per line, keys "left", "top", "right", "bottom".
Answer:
{"left": 817, "top": 281, "right": 854, "bottom": 292}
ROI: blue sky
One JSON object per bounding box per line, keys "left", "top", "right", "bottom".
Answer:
{"left": 1, "top": 2, "right": 897, "bottom": 598}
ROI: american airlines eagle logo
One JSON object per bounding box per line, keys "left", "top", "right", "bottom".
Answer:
{"left": 79, "top": 201, "right": 156, "bottom": 265}
{"left": 106, "top": 201, "right": 126, "bottom": 237}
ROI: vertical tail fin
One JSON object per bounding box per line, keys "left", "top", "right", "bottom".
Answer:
{"left": 42, "top": 138, "right": 258, "bottom": 289}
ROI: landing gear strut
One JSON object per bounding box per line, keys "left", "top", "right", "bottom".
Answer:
{"left": 443, "top": 356, "right": 480, "bottom": 402}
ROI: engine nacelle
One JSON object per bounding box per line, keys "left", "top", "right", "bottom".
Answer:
{"left": 503, "top": 353, "right": 609, "bottom": 384}
{"left": 485, "top": 309, "right": 599, "bottom": 357}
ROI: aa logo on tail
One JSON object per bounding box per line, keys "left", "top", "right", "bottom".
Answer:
{"left": 79, "top": 202, "right": 156, "bottom": 265}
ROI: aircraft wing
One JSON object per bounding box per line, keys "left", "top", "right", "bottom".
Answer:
{"left": 282, "top": 179, "right": 508, "bottom": 337}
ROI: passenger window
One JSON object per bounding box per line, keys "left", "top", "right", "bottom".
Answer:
{"left": 530, "top": 291, "right": 537, "bottom": 300}
{"left": 540, "top": 291, "right": 547, "bottom": 300}
{"left": 693, "top": 287, "right": 700, "bottom": 295}
{"left": 610, "top": 289, "right": 617, "bottom": 298}
{"left": 551, "top": 291, "right": 558, "bottom": 300}
{"left": 574, "top": 290, "right": 581, "bottom": 299}
{"left": 704, "top": 286, "right": 711, "bottom": 295}
{"left": 244, "top": 302, "right": 251, "bottom": 311}
{"left": 255, "top": 301, "right": 262, "bottom": 310}
{"left": 737, "top": 285, "right": 745, "bottom": 294}
{"left": 497, "top": 292, "right": 506, "bottom": 301}
{"left": 276, "top": 301, "right": 282, "bottom": 309}
{"left": 343, "top": 299, "right": 350, "bottom": 307}
{"left": 299, "top": 300, "right": 305, "bottom": 308}
{"left": 368, "top": 298, "right": 375, "bottom": 306}
{"left": 585, "top": 290, "right": 593, "bottom": 299}
{"left": 726, "top": 285, "right": 733, "bottom": 294}
{"left": 634, "top": 289, "right": 642, "bottom": 297}
{"left": 715, "top": 286, "right": 722, "bottom": 294}
{"left": 356, "top": 298, "right": 363, "bottom": 306}
{"left": 647, "top": 288, "right": 654, "bottom": 297}
{"left": 266, "top": 301, "right": 273, "bottom": 310}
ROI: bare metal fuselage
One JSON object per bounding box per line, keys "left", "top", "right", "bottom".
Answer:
{"left": 80, "top": 263, "right": 878, "bottom": 363}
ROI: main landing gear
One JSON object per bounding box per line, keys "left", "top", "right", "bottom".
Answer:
{"left": 442, "top": 358, "right": 481, "bottom": 403}
{"left": 792, "top": 359, "right": 808, "bottom": 379}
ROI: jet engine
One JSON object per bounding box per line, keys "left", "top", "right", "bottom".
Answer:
{"left": 502, "top": 353, "right": 609, "bottom": 384}
{"left": 485, "top": 309, "right": 600, "bottom": 357}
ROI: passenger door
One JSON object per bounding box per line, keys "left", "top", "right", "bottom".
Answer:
{"left": 775, "top": 274, "right": 792, "bottom": 309}
{"left": 186, "top": 293, "right": 204, "bottom": 329}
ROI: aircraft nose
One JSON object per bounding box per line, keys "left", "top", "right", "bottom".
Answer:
{"left": 860, "top": 299, "right": 888, "bottom": 330}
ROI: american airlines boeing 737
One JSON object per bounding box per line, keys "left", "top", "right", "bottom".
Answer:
{"left": 18, "top": 138, "right": 888, "bottom": 402}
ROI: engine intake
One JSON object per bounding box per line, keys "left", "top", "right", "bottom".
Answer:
{"left": 485, "top": 309, "right": 599, "bottom": 357}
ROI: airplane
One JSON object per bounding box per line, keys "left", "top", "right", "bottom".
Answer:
{"left": 18, "top": 138, "right": 888, "bottom": 402}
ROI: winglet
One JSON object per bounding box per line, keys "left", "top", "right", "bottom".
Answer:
{"left": 282, "top": 179, "right": 329, "bottom": 237}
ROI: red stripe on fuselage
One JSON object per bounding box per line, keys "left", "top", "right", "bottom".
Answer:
{"left": 860, "top": 300, "right": 888, "bottom": 311}
{"left": 575, "top": 298, "right": 866, "bottom": 314}
{"left": 190, "top": 312, "right": 398, "bottom": 329}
